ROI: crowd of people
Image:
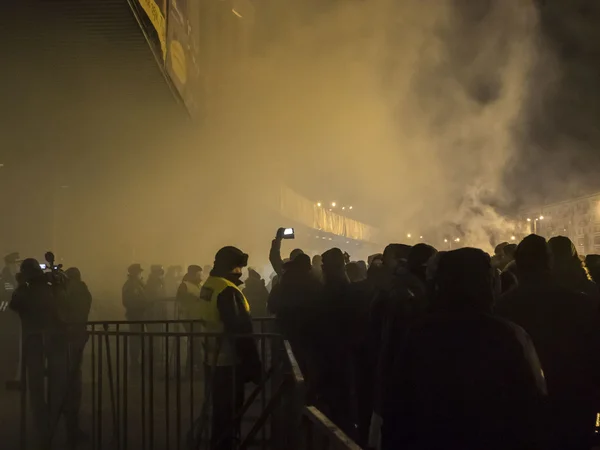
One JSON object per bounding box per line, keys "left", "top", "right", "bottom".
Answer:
{"left": 266, "top": 229, "right": 600, "bottom": 450}
{"left": 6, "top": 227, "right": 600, "bottom": 450}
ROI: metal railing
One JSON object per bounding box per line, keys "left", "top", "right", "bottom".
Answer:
{"left": 18, "top": 318, "right": 362, "bottom": 450}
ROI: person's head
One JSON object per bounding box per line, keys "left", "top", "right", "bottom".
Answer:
{"left": 345, "top": 262, "right": 364, "bottom": 283}
{"left": 65, "top": 267, "right": 82, "bottom": 282}
{"left": 150, "top": 265, "right": 165, "bottom": 277}
{"left": 213, "top": 246, "right": 248, "bottom": 279}
{"left": 503, "top": 243, "right": 517, "bottom": 260}
{"left": 321, "top": 248, "right": 348, "bottom": 281}
{"left": 368, "top": 253, "right": 384, "bottom": 267}
{"left": 515, "top": 234, "right": 551, "bottom": 280}
{"left": 383, "top": 244, "right": 411, "bottom": 271}
{"left": 548, "top": 236, "right": 578, "bottom": 269}
{"left": 20, "top": 258, "right": 44, "bottom": 283}
{"left": 356, "top": 260, "right": 368, "bottom": 279}
{"left": 127, "top": 263, "right": 144, "bottom": 280}
{"left": 4, "top": 252, "right": 20, "bottom": 275}
{"left": 186, "top": 265, "right": 203, "bottom": 284}
{"left": 433, "top": 248, "right": 494, "bottom": 312}
{"left": 494, "top": 242, "right": 509, "bottom": 258}
{"left": 292, "top": 253, "right": 312, "bottom": 272}
{"left": 247, "top": 268, "right": 262, "bottom": 280}
{"left": 407, "top": 243, "right": 438, "bottom": 282}
{"left": 312, "top": 254, "right": 322, "bottom": 268}
{"left": 290, "top": 248, "right": 304, "bottom": 261}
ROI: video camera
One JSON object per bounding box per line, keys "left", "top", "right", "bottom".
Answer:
{"left": 43, "top": 251, "right": 68, "bottom": 286}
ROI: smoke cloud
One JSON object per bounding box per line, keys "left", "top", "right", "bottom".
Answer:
{"left": 183, "top": 0, "right": 540, "bottom": 250}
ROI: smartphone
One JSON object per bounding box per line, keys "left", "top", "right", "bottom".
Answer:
{"left": 282, "top": 228, "right": 295, "bottom": 239}
{"left": 39, "top": 263, "right": 47, "bottom": 270}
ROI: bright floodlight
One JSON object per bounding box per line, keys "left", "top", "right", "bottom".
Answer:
{"left": 527, "top": 218, "right": 531, "bottom": 222}
{"left": 455, "top": 238, "right": 460, "bottom": 242}
{"left": 444, "top": 239, "right": 448, "bottom": 243}
{"left": 349, "top": 206, "right": 353, "bottom": 210}
{"left": 407, "top": 233, "right": 412, "bottom": 238}
{"left": 511, "top": 236, "right": 516, "bottom": 241}
{"left": 317, "top": 202, "right": 322, "bottom": 207}
{"left": 539, "top": 215, "right": 544, "bottom": 220}
{"left": 420, "top": 236, "right": 423, "bottom": 239}
{"left": 342, "top": 206, "right": 346, "bottom": 210}
{"left": 331, "top": 202, "right": 336, "bottom": 207}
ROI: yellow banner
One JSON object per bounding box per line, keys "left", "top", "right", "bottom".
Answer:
{"left": 137, "top": 0, "right": 167, "bottom": 59}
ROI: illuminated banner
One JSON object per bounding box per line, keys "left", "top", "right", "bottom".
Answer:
{"left": 137, "top": 0, "right": 167, "bottom": 59}
{"left": 166, "top": 0, "right": 199, "bottom": 113}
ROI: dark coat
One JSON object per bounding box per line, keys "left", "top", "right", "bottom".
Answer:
{"left": 382, "top": 312, "right": 548, "bottom": 450}
{"left": 496, "top": 278, "right": 600, "bottom": 446}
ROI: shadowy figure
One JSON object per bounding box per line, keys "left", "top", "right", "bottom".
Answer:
{"left": 548, "top": 235, "right": 598, "bottom": 298}
{"left": 496, "top": 234, "right": 600, "bottom": 450}
{"left": 243, "top": 269, "right": 269, "bottom": 318}
{"left": 383, "top": 248, "right": 548, "bottom": 450}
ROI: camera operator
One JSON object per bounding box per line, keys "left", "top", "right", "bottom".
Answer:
{"left": 9, "top": 258, "right": 67, "bottom": 447}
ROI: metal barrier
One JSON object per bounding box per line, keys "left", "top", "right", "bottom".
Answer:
{"left": 18, "top": 318, "right": 361, "bottom": 450}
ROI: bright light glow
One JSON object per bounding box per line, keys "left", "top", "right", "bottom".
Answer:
{"left": 317, "top": 202, "right": 322, "bottom": 207}
{"left": 444, "top": 239, "right": 448, "bottom": 243}
{"left": 342, "top": 206, "right": 346, "bottom": 210}
{"left": 407, "top": 233, "right": 412, "bottom": 238}
{"left": 419, "top": 236, "right": 423, "bottom": 239}
{"left": 231, "top": 8, "right": 242, "bottom": 18}
{"left": 455, "top": 238, "right": 460, "bottom": 242}
{"left": 527, "top": 218, "right": 531, "bottom": 222}
{"left": 331, "top": 202, "right": 336, "bottom": 207}
{"left": 539, "top": 215, "right": 544, "bottom": 220}
{"left": 511, "top": 236, "right": 516, "bottom": 241}
{"left": 349, "top": 206, "right": 353, "bottom": 210}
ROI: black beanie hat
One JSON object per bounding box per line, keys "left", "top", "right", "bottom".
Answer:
{"left": 214, "top": 246, "right": 249, "bottom": 272}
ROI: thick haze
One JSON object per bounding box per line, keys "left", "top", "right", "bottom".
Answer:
{"left": 2, "top": 0, "right": 600, "bottom": 301}
{"left": 191, "top": 0, "right": 539, "bottom": 247}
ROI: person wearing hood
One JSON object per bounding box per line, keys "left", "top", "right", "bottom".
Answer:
{"left": 268, "top": 253, "right": 322, "bottom": 390}
{"left": 243, "top": 269, "right": 269, "bottom": 318}
{"left": 496, "top": 235, "right": 600, "bottom": 450}
{"left": 382, "top": 248, "right": 548, "bottom": 450}
{"left": 194, "top": 246, "right": 260, "bottom": 450}
{"left": 548, "top": 235, "right": 598, "bottom": 298}
{"left": 310, "top": 248, "right": 356, "bottom": 437}
{"left": 368, "top": 244, "right": 436, "bottom": 447}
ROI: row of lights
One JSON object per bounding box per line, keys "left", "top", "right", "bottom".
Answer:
{"left": 316, "top": 202, "right": 354, "bottom": 211}
{"left": 527, "top": 215, "right": 544, "bottom": 222}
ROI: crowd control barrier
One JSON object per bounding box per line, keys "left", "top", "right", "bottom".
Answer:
{"left": 18, "top": 318, "right": 361, "bottom": 450}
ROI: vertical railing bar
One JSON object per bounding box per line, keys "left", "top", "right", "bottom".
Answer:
{"left": 91, "top": 326, "right": 97, "bottom": 450}
{"left": 165, "top": 323, "right": 170, "bottom": 450}
{"left": 176, "top": 336, "right": 181, "bottom": 450}
{"left": 189, "top": 322, "right": 194, "bottom": 437}
{"left": 98, "top": 330, "right": 104, "bottom": 449}
{"left": 149, "top": 334, "right": 154, "bottom": 450}
{"left": 123, "top": 336, "right": 129, "bottom": 450}
{"left": 116, "top": 324, "right": 121, "bottom": 450}
{"left": 141, "top": 331, "right": 146, "bottom": 450}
